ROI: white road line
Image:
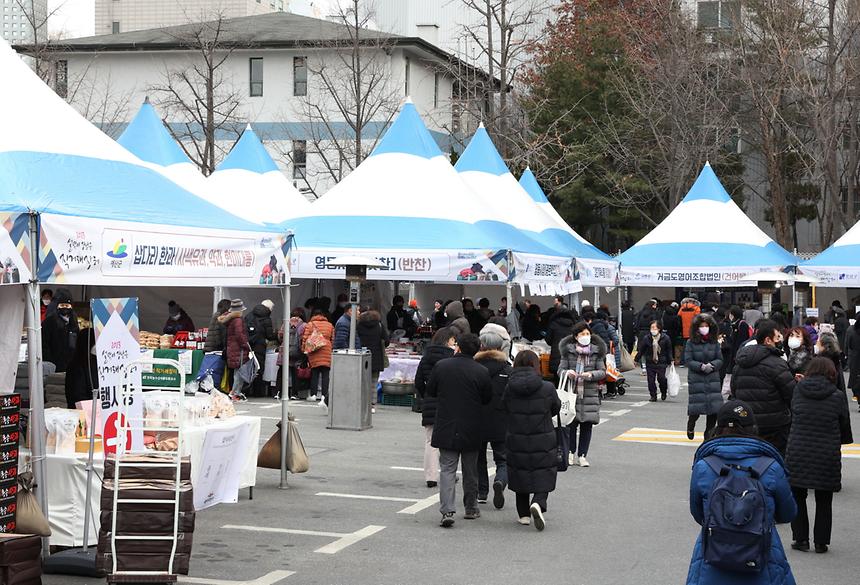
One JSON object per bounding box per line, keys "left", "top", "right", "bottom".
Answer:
{"left": 260, "top": 403, "right": 281, "bottom": 410}
{"left": 179, "top": 570, "right": 295, "bottom": 585}
{"left": 316, "top": 492, "right": 419, "bottom": 503}
{"left": 607, "top": 409, "right": 631, "bottom": 417}
{"left": 398, "top": 494, "right": 439, "bottom": 515}
{"left": 390, "top": 466, "right": 426, "bottom": 472}
{"left": 629, "top": 401, "right": 651, "bottom": 407}
{"left": 222, "top": 524, "right": 385, "bottom": 555}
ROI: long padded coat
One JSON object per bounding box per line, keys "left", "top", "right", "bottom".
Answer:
{"left": 731, "top": 344, "right": 796, "bottom": 431}
{"left": 684, "top": 339, "right": 723, "bottom": 416}
{"left": 557, "top": 335, "right": 607, "bottom": 424}
{"left": 503, "top": 367, "right": 561, "bottom": 494}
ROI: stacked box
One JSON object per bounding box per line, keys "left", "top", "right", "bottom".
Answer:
{"left": 0, "top": 395, "right": 20, "bottom": 535}
{"left": 0, "top": 533, "right": 42, "bottom": 585}
{"left": 97, "top": 455, "right": 194, "bottom": 576}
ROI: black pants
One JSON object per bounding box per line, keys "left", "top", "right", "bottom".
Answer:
{"left": 759, "top": 425, "right": 790, "bottom": 456}
{"left": 250, "top": 350, "right": 267, "bottom": 397}
{"left": 688, "top": 414, "right": 717, "bottom": 440}
{"left": 477, "top": 441, "right": 508, "bottom": 497}
{"left": 646, "top": 364, "right": 667, "bottom": 398}
{"left": 569, "top": 421, "right": 593, "bottom": 457}
{"left": 310, "top": 366, "right": 330, "bottom": 400}
{"left": 515, "top": 492, "right": 548, "bottom": 518}
{"left": 791, "top": 487, "right": 833, "bottom": 545}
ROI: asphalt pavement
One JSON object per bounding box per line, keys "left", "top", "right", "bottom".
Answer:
{"left": 44, "top": 371, "right": 860, "bottom": 585}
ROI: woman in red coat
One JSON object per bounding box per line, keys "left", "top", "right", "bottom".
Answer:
{"left": 301, "top": 310, "right": 335, "bottom": 406}
{"left": 226, "top": 299, "right": 251, "bottom": 401}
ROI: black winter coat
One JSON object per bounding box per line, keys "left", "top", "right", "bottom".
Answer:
{"left": 203, "top": 311, "right": 228, "bottom": 352}
{"left": 662, "top": 310, "right": 682, "bottom": 343}
{"left": 639, "top": 332, "right": 672, "bottom": 366}
{"left": 414, "top": 344, "right": 455, "bottom": 427}
{"left": 357, "top": 314, "right": 389, "bottom": 373}
{"left": 846, "top": 324, "right": 860, "bottom": 391}
{"left": 42, "top": 313, "right": 79, "bottom": 373}
{"left": 731, "top": 344, "right": 796, "bottom": 430}
{"left": 64, "top": 355, "right": 98, "bottom": 409}
{"left": 621, "top": 307, "right": 636, "bottom": 346}
{"left": 245, "top": 305, "right": 276, "bottom": 353}
{"left": 503, "top": 367, "right": 561, "bottom": 494}
{"left": 684, "top": 339, "right": 723, "bottom": 416}
{"left": 427, "top": 354, "right": 493, "bottom": 451}
{"left": 785, "top": 375, "right": 853, "bottom": 492}
{"left": 545, "top": 309, "right": 576, "bottom": 374}
{"left": 475, "top": 350, "right": 512, "bottom": 443}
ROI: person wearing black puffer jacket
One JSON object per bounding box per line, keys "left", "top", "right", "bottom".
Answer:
{"left": 684, "top": 314, "right": 723, "bottom": 440}
{"left": 785, "top": 357, "right": 853, "bottom": 554}
{"left": 357, "top": 309, "right": 389, "bottom": 413}
{"left": 731, "top": 319, "right": 796, "bottom": 454}
{"left": 475, "top": 334, "right": 512, "bottom": 509}
{"left": 639, "top": 321, "right": 672, "bottom": 401}
{"left": 544, "top": 308, "right": 576, "bottom": 379}
{"left": 414, "top": 327, "right": 456, "bottom": 488}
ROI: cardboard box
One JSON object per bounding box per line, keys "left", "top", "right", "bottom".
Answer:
{"left": 0, "top": 534, "right": 41, "bottom": 565}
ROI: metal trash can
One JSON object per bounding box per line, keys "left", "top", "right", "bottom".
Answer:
{"left": 328, "top": 349, "right": 373, "bottom": 430}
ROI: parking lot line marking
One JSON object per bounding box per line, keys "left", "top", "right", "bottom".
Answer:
{"left": 179, "top": 569, "right": 295, "bottom": 585}
{"left": 224, "top": 525, "right": 344, "bottom": 538}
{"left": 397, "top": 494, "right": 439, "bottom": 515}
{"left": 629, "top": 401, "right": 651, "bottom": 407}
{"left": 315, "top": 525, "right": 386, "bottom": 554}
{"left": 607, "top": 409, "right": 632, "bottom": 417}
{"left": 390, "top": 466, "right": 424, "bottom": 471}
{"left": 260, "top": 404, "right": 281, "bottom": 410}
{"left": 316, "top": 492, "right": 419, "bottom": 503}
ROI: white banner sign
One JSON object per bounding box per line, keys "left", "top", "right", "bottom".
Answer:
{"left": 576, "top": 258, "right": 619, "bottom": 287}
{"left": 801, "top": 267, "right": 860, "bottom": 287}
{"left": 619, "top": 265, "right": 785, "bottom": 287}
{"left": 194, "top": 421, "right": 252, "bottom": 510}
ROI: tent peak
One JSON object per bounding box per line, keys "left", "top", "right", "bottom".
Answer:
{"left": 367, "top": 100, "right": 443, "bottom": 160}
{"left": 117, "top": 100, "right": 190, "bottom": 166}
{"left": 403, "top": 95, "right": 413, "bottom": 104}
{"left": 143, "top": 96, "right": 150, "bottom": 104}
{"left": 455, "top": 125, "right": 508, "bottom": 177}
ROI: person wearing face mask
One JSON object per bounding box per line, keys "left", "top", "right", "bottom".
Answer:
{"left": 640, "top": 321, "right": 672, "bottom": 401}
{"left": 41, "top": 292, "right": 79, "bottom": 373}
{"left": 40, "top": 289, "right": 53, "bottom": 322}
{"left": 786, "top": 327, "right": 814, "bottom": 377}
{"left": 815, "top": 332, "right": 846, "bottom": 394}
{"left": 731, "top": 320, "right": 797, "bottom": 454}
{"left": 163, "top": 301, "right": 195, "bottom": 335}
{"left": 558, "top": 322, "right": 607, "bottom": 467}
{"left": 684, "top": 314, "right": 723, "bottom": 440}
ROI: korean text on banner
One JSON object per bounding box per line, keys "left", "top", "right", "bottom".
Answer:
{"left": 194, "top": 421, "right": 252, "bottom": 510}
{"left": 92, "top": 297, "right": 143, "bottom": 455}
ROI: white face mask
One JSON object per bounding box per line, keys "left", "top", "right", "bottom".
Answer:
{"left": 650, "top": 329, "right": 659, "bottom": 336}
{"left": 814, "top": 344, "right": 821, "bottom": 355}
{"left": 698, "top": 326, "right": 710, "bottom": 337}
{"left": 787, "top": 337, "right": 802, "bottom": 350}
{"left": 577, "top": 335, "right": 591, "bottom": 346}
{"left": 42, "top": 299, "right": 51, "bottom": 306}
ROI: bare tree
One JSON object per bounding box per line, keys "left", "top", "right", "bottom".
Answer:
{"left": 148, "top": 14, "right": 245, "bottom": 175}
{"left": 65, "top": 61, "right": 134, "bottom": 138}
{"left": 271, "top": 0, "right": 399, "bottom": 195}
{"left": 15, "top": 0, "right": 64, "bottom": 81}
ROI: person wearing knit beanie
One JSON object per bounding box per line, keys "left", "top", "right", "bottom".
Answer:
{"left": 480, "top": 322, "right": 511, "bottom": 356}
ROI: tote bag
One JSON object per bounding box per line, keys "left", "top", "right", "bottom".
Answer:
{"left": 552, "top": 372, "right": 577, "bottom": 428}
{"left": 303, "top": 324, "right": 328, "bottom": 354}
{"left": 667, "top": 364, "right": 681, "bottom": 397}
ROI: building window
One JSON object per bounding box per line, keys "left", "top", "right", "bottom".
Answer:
{"left": 697, "top": 1, "right": 739, "bottom": 30}
{"left": 111, "top": 21, "right": 120, "bottom": 34}
{"left": 292, "top": 140, "right": 306, "bottom": 180}
{"left": 433, "top": 72, "right": 440, "bottom": 108}
{"left": 293, "top": 56, "right": 307, "bottom": 96}
{"left": 55, "top": 59, "right": 68, "bottom": 98}
{"left": 249, "top": 57, "right": 263, "bottom": 97}
{"left": 404, "top": 57, "right": 410, "bottom": 96}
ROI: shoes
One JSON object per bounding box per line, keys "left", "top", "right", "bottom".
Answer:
{"left": 568, "top": 453, "right": 576, "bottom": 466}
{"left": 518, "top": 517, "right": 530, "bottom": 526}
{"left": 289, "top": 395, "right": 299, "bottom": 400}
{"left": 604, "top": 393, "right": 617, "bottom": 399}
{"left": 492, "top": 480, "right": 505, "bottom": 510}
{"left": 687, "top": 418, "right": 696, "bottom": 441}
{"left": 319, "top": 397, "right": 328, "bottom": 410}
{"left": 578, "top": 456, "right": 590, "bottom": 468}
{"left": 371, "top": 406, "right": 376, "bottom": 414}
{"left": 815, "top": 544, "right": 828, "bottom": 554}
{"left": 464, "top": 509, "right": 481, "bottom": 520}
{"left": 649, "top": 396, "right": 657, "bottom": 402}
{"left": 440, "top": 513, "right": 455, "bottom": 528}
{"left": 230, "top": 393, "right": 247, "bottom": 402}
{"left": 641, "top": 368, "right": 647, "bottom": 376}
{"left": 310, "top": 394, "right": 319, "bottom": 401}
{"left": 477, "top": 496, "right": 488, "bottom": 504}
{"left": 426, "top": 481, "right": 437, "bottom": 488}
{"left": 272, "top": 393, "right": 280, "bottom": 401}
{"left": 661, "top": 393, "right": 667, "bottom": 401}
{"left": 530, "top": 503, "right": 545, "bottom": 531}
{"left": 791, "top": 541, "right": 810, "bottom": 552}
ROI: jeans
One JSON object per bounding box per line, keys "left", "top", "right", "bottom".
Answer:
{"left": 646, "top": 363, "right": 668, "bottom": 398}
{"left": 370, "top": 372, "right": 380, "bottom": 406}
{"left": 569, "top": 421, "right": 593, "bottom": 457}
{"left": 439, "top": 449, "right": 478, "bottom": 515}
{"left": 230, "top": 367, "right": 245, "bottom": 396}
{"left": 423, "top": 425, "right": 439, "bottom": 482}
{"left": 515, "top": 492, "right": 548, "bottom": 518}
{"left": 310, "top": 366, "right": 331, "bottom": 400}
{"left": 791, "top": 487, "right": 833, "bottom": 545}
{"left": 477, "top": 441, "right": 507, "bottom": 497}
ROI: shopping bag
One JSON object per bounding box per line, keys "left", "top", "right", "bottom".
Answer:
{"left": 667, "top": 364, "right": 681, "bottom": 397}
{"left": 296, "top": 361, "right": 312, "bottom": 380}
{"left": 257, "top": 419, "right": 310, "bottom": 473}
{"left": 16, "top": 472, "right": 51, "bottom": 536}
{"left": 236, "top": 352, "right": 260, "bottom": 385}
{"left": 552, "top": 372, "right": 577, "bottom": 428}
{"left": 555, "top": 414, "right": 570, "bottom": 472}
{"left": 303, "top": 324, "right": 328, "bottom": 354}
{"left": 721, "top": 373, "right": 732, "bottom": 401}
{"left": 630, "top": 338, "right": 639, "bottom": 362}
{"left": 197, "top": 352, "right": 226, "bottom": 388}
{"left": 620, "top": 345, "right": 636, "bottom": 372}
{"left": 605, "top": 352, "right": 622, "bottom": 383}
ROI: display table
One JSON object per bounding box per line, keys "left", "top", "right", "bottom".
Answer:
{"left": 141, "top": 349, "right": 204, "bottom": 388}
{"left": 30, "top": 415, "right": 261, "bottom": 547}
{"left": 379, "top": 356, "right": 421, "bottom": 383}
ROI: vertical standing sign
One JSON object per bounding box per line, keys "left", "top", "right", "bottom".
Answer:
{"left": 92, "top": 298, "right": 143, "bottom": 455}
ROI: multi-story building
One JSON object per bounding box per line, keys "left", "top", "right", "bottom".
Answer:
{"left": 42, "top": 11, "right": 488, "bottom": 198}
{"left": 94, "top": 0, "right": 288, "bottom": 36}
{"left": 1, "top": 0, "right": 46, "bottom": 44}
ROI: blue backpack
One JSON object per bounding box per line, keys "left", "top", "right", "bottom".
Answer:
{"left": 702, "top": 455, "right": 775, "bottom": 573}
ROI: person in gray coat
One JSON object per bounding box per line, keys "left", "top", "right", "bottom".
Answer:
{"left": 444, "top": 300, "right": 471, "bottom": 337}
{"left": 558, "top": 321, "right": 607, "bottom": 467}
{"left": 684, "top": 313, "right": 724, "bottom": 441}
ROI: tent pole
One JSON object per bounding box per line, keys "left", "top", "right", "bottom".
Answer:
{"left": 280, "top": 283, "right": 291, "bottom": 489}
{"left": 25, "top": 212, "right": 49, "bottom": 558}
{"left": 594, "top": 287, "right": 600, "bottom": 307}
{"left": 617, "top": 287, "right": 623, "bottom": 332}
{"left": 213, "top": 286, "right": 222, "bottom": 313}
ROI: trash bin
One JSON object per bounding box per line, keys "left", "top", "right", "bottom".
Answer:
{"left": 328, "top": 349, "right": 373, "bottom": 430}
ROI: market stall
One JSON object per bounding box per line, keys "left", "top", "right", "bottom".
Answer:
{"left": 803, "top": 218, "right": 860, "bottom": 287}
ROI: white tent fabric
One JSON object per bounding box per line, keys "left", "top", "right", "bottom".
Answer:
{"left": 803, "top": 220, "right": 860, "bottom": 286}
{"left": 0, "top": 285, "right": 25, "bottom": 391}
{"left": 208, "top": 125, "right": 310, "bottom": 225}
{"left": 617, "top": 163, "right": 796, "bottom": 287}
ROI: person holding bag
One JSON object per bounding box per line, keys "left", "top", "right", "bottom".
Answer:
{"left": 301, "top": 309, "right": 335, "bottom": 407}
{"left": 558, "top": 322, "right": 607, "bottom": 468}
{"left": 503, "top": 350, "right": 561, "bottom": 530}
{"left": 685, "top": 314, "right": 723, "bottom": 441}
{"left": 640, "top": 320, "right": 672, "bottom": 402}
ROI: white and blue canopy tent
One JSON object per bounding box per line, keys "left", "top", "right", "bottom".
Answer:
{"left": 617, "top": 163, "right": 796, "bottom": 287}
{"left": 283, "top": 99, "right": 565, "bottom": 285}
{"left": 0, "top": 37, "right": 296, "bottom": 547}
{"left": 208, "top": 125, "right": 310, "bottom": 225}
{"left": 518, "top": 167, "right": 617, "bottom": 286}
{"left": 802, "top": 220, "right": 860, "bottom": 286}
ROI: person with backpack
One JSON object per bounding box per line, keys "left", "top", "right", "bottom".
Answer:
{"left": 685, "top": 314, "right": 723, "bottom": 441}
{"left": 245, "top": 300, "right": 277, "bottom": 398}
{"left": 686, "top": 400, "right": 797, "bottom": 585}
{"left": 785, "top": 357, "right": 853, "bottom": 554}
{"left": 301, "top": 309, "right": 335, "bottom": 407}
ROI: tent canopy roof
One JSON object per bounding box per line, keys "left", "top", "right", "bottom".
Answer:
{"left": 804, "top": 219, "right": 860, "bottom": 266}
{"left": 518, "top": 167, "right": 550, "bottom": 204}
{"left": 216, "top": 125, "right": 280, "bottom": 174}
{"left": 117, "top": 99, "right": 191, "bottom": 167}
{"left": 618, "top": 164, "right": 796, "bottom": 268}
